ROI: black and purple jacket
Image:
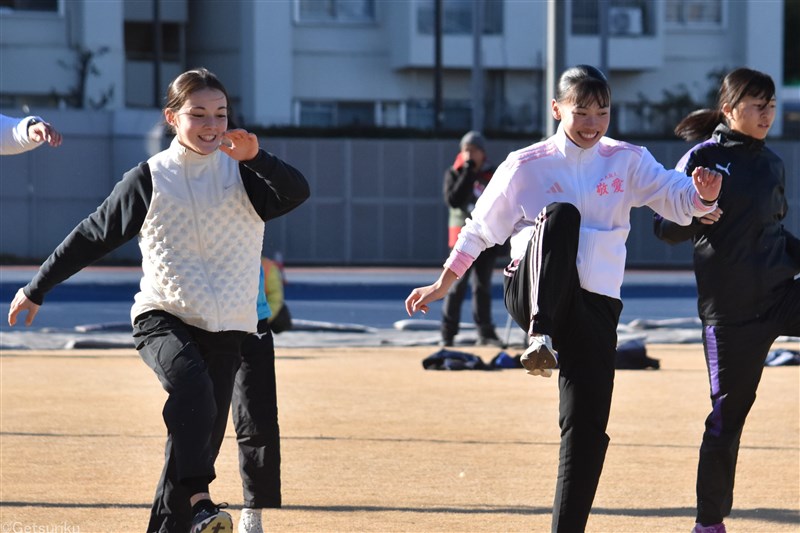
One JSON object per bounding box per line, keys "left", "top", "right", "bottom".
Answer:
{"left": 654, "top": 124, "right": 800, "bottom": 325}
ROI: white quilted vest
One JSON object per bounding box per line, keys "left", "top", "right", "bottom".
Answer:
{"left": 131, "top": 138, "right": 265, "bottom": 332}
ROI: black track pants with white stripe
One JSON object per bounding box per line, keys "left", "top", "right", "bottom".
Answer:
{"left": 503, "top": 202, "right": 623, "bottom": 532}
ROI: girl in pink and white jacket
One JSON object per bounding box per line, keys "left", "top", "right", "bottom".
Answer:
{"left": 405, "top": 65, "right": 722, "bottom": 532}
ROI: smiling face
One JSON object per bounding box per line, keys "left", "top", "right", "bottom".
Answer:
{"left": 724, "top": 94, "right": 776, "bottom": 140}
{"left": 164, "top": 88, "right": 229, "bottom": 155}
{"left": 552, "top": 97, "right": 610, "bottom": 149}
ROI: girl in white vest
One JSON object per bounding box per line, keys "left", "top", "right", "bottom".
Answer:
{"left": 7, "top": 68, "right": 310, "bottom": 533}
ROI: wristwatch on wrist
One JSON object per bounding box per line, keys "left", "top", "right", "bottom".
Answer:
{"left": 26, "top": 118, "right": 42, "bottom": 134}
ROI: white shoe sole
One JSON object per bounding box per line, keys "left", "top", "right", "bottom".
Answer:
{"left": 526, "top": 367, "right": 553, "bottom": 378}
{"left": 520, "top": 343, "right": 557, "bottom": 378}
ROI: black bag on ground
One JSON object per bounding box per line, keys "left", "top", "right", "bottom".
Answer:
{"left": 615, "top": 339, "right": 660, "bottom": 370}
{"left": 422, "top": 349, "right": 493, "bottom": 371}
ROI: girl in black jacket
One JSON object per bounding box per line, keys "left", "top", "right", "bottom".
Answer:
{"left": 654, "top": 67, "right": 800, "bottom": 533}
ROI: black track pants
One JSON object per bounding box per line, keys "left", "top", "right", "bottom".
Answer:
{"left": 133, "top": 311, "right": 245, "bottom": 533}
{"left": 504, "top": 203, "right": 623, "bottom": 532}
{"left": 441, "top": 245, "right": 500, "bottom": 339}
{"left": 233, "top": 320, "right": 282, "bottom": 509}
{"left": 696, "top": 278, "right": 800, "bottom": 525}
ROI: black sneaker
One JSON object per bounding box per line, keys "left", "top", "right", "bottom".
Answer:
{"left": 191, "top": 503, "right": 233, "bottom": 533}
{"left": 439, "top": 336, "right": 455, "bottom": 347}
{"left": 476, "top": 334, "right": 505, "bottom": 348}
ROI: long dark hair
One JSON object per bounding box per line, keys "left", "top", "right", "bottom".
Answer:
{"left": 674, "top": 67, "right": 775, "bottom": 141}
{"left": 163, "top": 68, "right": 235, "bottom": 132}
{"left": 556, "top": 65, "right": 611, "bottom": 108}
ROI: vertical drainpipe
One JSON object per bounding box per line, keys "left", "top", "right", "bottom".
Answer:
{"left": 471, "top": 0, "right": 484, "bottom": 132}
{"left": 434, "top": 0, "right": 443, "bottom": 132}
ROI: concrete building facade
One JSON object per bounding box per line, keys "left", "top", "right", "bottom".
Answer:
{"left": 1, "top": 0, "right": 797, "bottom": 267}
{"left": 0, "top": 0, "right": 793, "bottom": 136}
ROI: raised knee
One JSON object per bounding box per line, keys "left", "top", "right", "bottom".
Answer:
{"left": 547, "top": 202, "right": 581, "bottom": 225}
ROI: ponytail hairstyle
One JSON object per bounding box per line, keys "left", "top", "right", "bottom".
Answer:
{"left": 674, "top": 67, "right": 775, "bottom": 141}
{"left": 163, "top": 68, "right": 235, "bottom": 133}
{"left": 556, "top": 65, "right": 611, "bottom": 108}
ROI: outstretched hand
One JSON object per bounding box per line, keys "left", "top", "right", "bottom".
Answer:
{"left": 219, "top": 129, "right": 259, "bottom": 161}
{"left": 404, "top": 269, "right": 459, "bottom": 316}
{"left": 28, "top": 121, "right": 62, "bottom": 147}
{"left": 8, "top": 288, "right": 40, "bottom": 327}
{"left": 692, "top": 166, "right": 723, "bottom": 204}
{"left": 405, "top": 284, "right": 444, "bottom": 316}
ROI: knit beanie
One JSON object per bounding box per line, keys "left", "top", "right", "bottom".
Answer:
{"left": 459, "top": 130, "right": 486, "bottom": 152}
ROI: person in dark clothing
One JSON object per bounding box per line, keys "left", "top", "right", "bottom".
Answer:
{"left": 654, "top": 67, "right": 800, "bottom": 533}
{"left": 441, "top": 131, "right": 504, "bottom": 346}
{"left": 234, "top": 264, "right": 282, "bottom": 533}
{"left": 7, "top": 68, "right": 310, "bottom": 533}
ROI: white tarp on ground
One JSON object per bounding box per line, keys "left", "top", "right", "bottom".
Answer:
{"left": 1, "top": 319, "right": 797, "bottom": 351}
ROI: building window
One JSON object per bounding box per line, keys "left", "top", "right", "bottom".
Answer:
{"left": 298, "top": 99, "right": 476, "bottom": 130}
{"left": 298, "top": 101, "right": 376, "bottom": 127}
{"left": 124, "top": 22, "right": 183, "bottom": 62}
{"left": 338, "top": 102, "right": 376, "bottom": 127}
{"left": 665, "top": 0, "right": 723, "bottom": 27}
{"left": 378, "top": 102, "right": 405, "bottom": 127}
{"left": 406, "top": 100, "right": 434, "bottom": 129}
{"left": 0, "top": 0, "right": 57, "bottom": 11}
{"left": 297, "top": 0, "right": 375, "bottom": 23}
{"left": 299, "top": 102, "right": 336, "bottom": 126}
{"left": 417, "top": 0, "right": 503, "bottom": 35}
{"left": 572, "top": 0, "right": 651, "bottom": 36}
{"left": 406, "top": 99, "right": 472, "bottom": 130}
{"left": 441, "top": 100, "right": 472, "bottom": 130}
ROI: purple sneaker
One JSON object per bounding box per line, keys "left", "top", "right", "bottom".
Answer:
{"left": 692, "top": 523, "right": 726, "bottom": 533}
